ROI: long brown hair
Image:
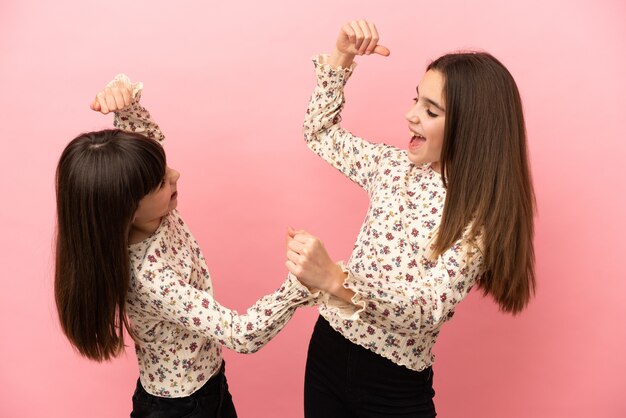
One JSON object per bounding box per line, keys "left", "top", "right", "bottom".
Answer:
{"left": 55, "top": 129, "right": 166, "bottom": 361}
{"left": 428, "top": 52, "right": 536, "bottom": 314}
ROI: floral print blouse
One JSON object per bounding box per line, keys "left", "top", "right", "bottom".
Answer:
{"left": 305, "top": 56, "right": 484, "bottom": 371}
{"left": 109, "top": 75, "right": 319, "bottom": 397}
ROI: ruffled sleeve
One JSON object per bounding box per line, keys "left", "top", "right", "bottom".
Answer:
{"left": 108, "top": 74, "right": 165, "bottom": 143}
{"left": 324, "top": 239, "right": 483, "bottom": 335}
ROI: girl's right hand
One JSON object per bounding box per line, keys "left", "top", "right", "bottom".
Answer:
{"left": 89, "top": 81, "right": 133, "bottom": 115}
{"left": 336, "top": 20, "right": 390, "bottom": 57}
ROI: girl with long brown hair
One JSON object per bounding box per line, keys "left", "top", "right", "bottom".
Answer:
{"left": 55, "top": 75, "right": 319, "bottom": 417}
{"left": 286, "top": 19, "right": 536, "bottom": 417}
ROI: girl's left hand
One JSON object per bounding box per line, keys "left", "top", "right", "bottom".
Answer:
{"left": 286, "top": 228, "right": 344, "bottom": 293}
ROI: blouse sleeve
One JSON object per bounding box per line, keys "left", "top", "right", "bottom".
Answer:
{"left": 107, "top": 74, "right": 166, "bottom": 144}
{"left": 137, "top": 270, "right": 320, "bottom": 353}
{"left": 304, "top": 54, "right": 394, "bottom": 195}
{"left": 325, "top": 238, "right": 483, "bottom": 335}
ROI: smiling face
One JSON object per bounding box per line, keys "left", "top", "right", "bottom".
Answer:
{"left": 405, "top": 69, "right": 446, "bottom": 172}
{"left": 132, "top": 166, "right": 180, "bottom": 226}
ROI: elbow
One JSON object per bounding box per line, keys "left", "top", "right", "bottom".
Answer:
{"left": 303, "top": 128, "right": 318, "bottom": 145}
{"left": 418, "top": 306, "right": 454, "bottom": 332}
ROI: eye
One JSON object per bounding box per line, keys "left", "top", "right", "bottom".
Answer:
{"left": 412, "top": 97, "right": 418, "bottom": 103}
{"left": 426, "top": 109, "right": 438, "bottom": 118}
{"left": 160, "top": 178, "right": 167, "bottom": 188}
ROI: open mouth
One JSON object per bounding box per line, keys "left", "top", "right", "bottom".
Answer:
{"left": 409, "top": 132, "right": 426, "bottom": 149}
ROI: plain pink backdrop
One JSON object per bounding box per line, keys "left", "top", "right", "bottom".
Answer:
{"left": 1, "top": 0, "right": 625, "bottom": 417}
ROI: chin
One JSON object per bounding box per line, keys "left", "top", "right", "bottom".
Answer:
{"left": 407, "top": 154, "right": 425, "bottom": 165}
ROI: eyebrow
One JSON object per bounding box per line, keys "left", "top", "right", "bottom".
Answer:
{"left": 416, "top": 87, "right": 445, "bottom": 112}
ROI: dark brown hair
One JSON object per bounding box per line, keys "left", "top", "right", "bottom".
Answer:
{"left": 428, "top": 52, "right": 536, "bottom": 314}
{"left": 55, "top": 129, "right": 166, "bottom": 361}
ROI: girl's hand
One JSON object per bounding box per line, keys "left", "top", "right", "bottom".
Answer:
{"left": 286, "top": 228, "right": 346, "bottom": 293}
{"left": 89, "top": 80, "right": 133, "bottom": 114}
{"left": 336, "top": 20, "right": 390, "bottom": 57}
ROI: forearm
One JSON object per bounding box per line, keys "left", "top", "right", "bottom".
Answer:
{"left": 324, "top": 272, "right": 443, "bottom": 334}
{"left": 106, "top": 74, "right": 165, "bottom": 143}
{"left": 223, "top": 304, "right": 297, "bottom": 354}
{"left": 327, "top": 48, "right": 356, "bottom": 69}
{"left": 304, "top": 54, "right": 353, "bottom": 143}
{"left": 326, "top": 253, "right": 481, "bottom": 334}
{"left": 114, "top": 102, "right": 165, "bottom": 142}
{"left": 219, "top": 275, "right": 318, "bottom": 353}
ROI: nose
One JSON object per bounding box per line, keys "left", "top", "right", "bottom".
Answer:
{"left": 405, "top": 103, "right": 420, "bottom": 124}
{"left": 168, "top": 167, "right": 181, "bottom": 183}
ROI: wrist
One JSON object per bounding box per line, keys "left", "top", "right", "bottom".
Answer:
{"left": 324, "top": 263, "right": 348, "bottom": 296}
{"left": 328, "top": 48, "right": 355, "bottom": 69}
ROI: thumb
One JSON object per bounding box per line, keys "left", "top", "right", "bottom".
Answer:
{"left": 90, "top": 98, "right": 101, "bottom": 111}
{"left": 288, "top": 227, "right": 308, "bottom": 237}
{"left": 374, "top": 45, "right": 390, "bottom": 57}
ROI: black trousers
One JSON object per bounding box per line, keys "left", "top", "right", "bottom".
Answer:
{"left": 305, "top": 316, "right": 436, "bottom": 418}
{"left": 130, "top": 361, "right": 237, "bottom": 418}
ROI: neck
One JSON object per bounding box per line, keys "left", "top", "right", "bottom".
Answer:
{"left": 128, "top": 217, "right": 162, "bottom": 245}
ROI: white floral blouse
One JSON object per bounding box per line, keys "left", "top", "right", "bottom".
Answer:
{"left": 109, "top": 75, "right": 319, "bottom": 397}
{"left": 305, "top": 56, "right": 484, "bottom": 372}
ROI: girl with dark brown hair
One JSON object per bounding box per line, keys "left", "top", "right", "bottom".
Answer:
{"left": 55, "top": 75, "right": 319, "bottom": 417}
{"left": 286, "top": 19, "right": 535, "bottom": 417}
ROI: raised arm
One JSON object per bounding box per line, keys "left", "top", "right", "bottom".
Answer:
{"left": 304, "top": 21, "right": 392, "bottom": 193}
{"left": 90, "top": 74, "right": 165, "bottom": 143}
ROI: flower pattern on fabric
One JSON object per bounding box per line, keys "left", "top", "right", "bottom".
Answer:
{"left": 112, "top": 75, "right": 319, "bottom": 397}
{"left": 109, "top": 74, "right": 164, "bottom": 143}
{"left": 304, "top": 55, "right": 483, "bottom": 371}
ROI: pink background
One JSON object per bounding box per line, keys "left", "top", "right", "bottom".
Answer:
{"left": 1, "top": 0, "right": 625, "bottom": 417}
